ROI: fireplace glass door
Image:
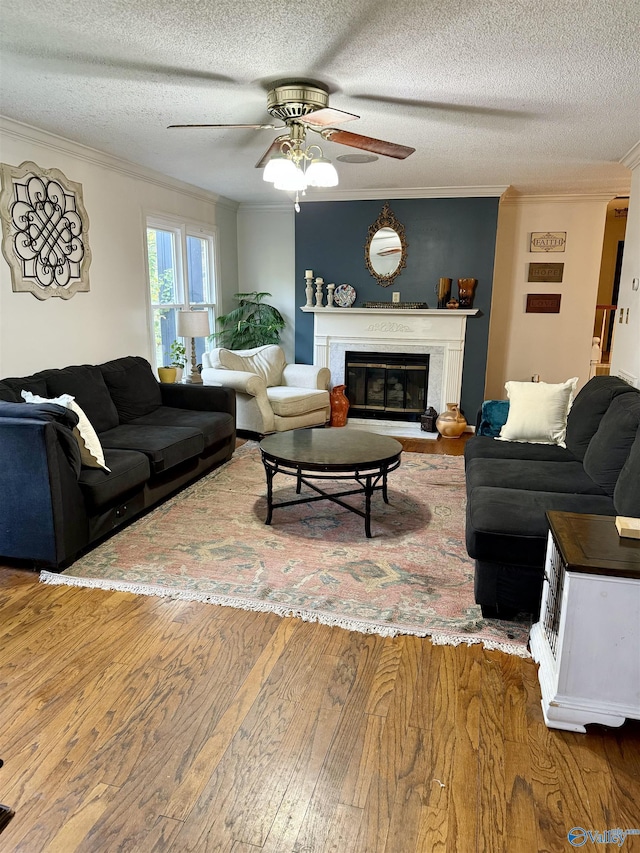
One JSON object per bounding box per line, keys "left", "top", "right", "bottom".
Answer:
{"left": 345, "top": 352, "right": 429, "bottom": 421}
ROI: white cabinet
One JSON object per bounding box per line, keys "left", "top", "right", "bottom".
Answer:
{"left": 530, "top": 511, "right": 640, "bottom": 733}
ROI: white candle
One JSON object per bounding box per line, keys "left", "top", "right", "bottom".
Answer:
{"left": 305, "top": 269, "right": 313, "bottom": 277}
{"left": 315, "top": 277, "right": 324, "bottom": 284}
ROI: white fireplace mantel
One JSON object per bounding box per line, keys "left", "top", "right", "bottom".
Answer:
{"left": 300, "top": 306, "right": 479, "bottom": 415}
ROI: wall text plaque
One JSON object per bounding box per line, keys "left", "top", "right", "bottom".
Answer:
{"left": 528, "top": 262, "right": 564, "bottom": 283}
{"left": 526, "top": 293, "right": 561, "bottom": 313}
{"left": 530, "top": 231, "right": 566, "bottom": 252}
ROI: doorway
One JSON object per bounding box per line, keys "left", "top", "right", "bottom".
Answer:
{"left": 592, "top": 198, "right": 629, "bottom": 375}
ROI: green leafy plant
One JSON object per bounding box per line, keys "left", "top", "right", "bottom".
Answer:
{"left": 210, "top": 292, "right": 285, "bottom": 350}
{"left": 169, "top": 339, "right": 187, "bottom": 368}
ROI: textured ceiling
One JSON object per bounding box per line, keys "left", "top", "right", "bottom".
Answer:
{"left": 1, "top": 0, "right": 639, "bottom": 203}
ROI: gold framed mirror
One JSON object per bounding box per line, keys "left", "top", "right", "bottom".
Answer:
{"left": 364, "top": 202, "right": 408, "bottom": 287}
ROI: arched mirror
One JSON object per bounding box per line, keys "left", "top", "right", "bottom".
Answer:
{"left": 364, "top": 202, "right": 408, "bottom": 287}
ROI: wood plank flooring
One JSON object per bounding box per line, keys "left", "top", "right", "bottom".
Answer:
{"left": 1, "top": 434, "right": 639, "bottom": 852}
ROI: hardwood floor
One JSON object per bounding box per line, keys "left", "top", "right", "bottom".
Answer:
{"left": 1, "top": 435, "right": 639, "bottom": 852}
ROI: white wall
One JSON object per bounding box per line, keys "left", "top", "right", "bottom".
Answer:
{"left": 610, "top": 149, "right": 640, "bottom": 387}
{"left": 0, "top": 119, "right": 238, "bottom": 378}
{"left": 236, "top": 203, "right": 295, "bottom": 362}
{"left": 486, "top": 193, "right": 611, "bottom": 398}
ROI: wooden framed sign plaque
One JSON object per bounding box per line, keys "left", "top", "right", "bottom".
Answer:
{"left": 530, "top": 231, "right": 566, "bottom": 252}
{"left": 528, "top": 262, "right": 564, "bottom": 283}
{"left": 526, "top": 293, "right": 562, "bottom": 313}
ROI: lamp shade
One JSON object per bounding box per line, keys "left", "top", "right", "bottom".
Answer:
{"left": 273, "top": 162, "right": 307, "bottom": 192}
{"left": 176, "top": 310, "right": 210, "bottom": 338}
{"left": 263, "top": 155, "right": 289, "bottom": 184}
{"left": 305, "top": 157, "right": 339, "bottom": 187}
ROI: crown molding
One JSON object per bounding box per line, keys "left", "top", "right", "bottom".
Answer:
{"left": 238, "top": 201, "right": 294, "bottom": 212}
{"left": 298, "top": 185, "right": 509, "bottom": 202}
{"left": 621, "top": 139, "right": 640, "bottom": 170}
{"left": 0, "top": 116, "right": 239, "bottom": 212}
{"left": 500, "top": 191, "right": 616, "bottom": 205}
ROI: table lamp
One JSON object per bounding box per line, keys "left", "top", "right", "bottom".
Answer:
{"left": 176, "top": 310, "right": 210, "bottom": 384}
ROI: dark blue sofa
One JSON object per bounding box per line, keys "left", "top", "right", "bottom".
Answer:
{"left": 464, "top": 375, "right": 640, "bottom": 619}
{"left": 0, "top": 356, "right": 236, "bottom": 569}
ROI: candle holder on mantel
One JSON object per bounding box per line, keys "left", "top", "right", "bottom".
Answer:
{"left": 327, "top": 283, "right": 335, "bottom": 307}
{"left": 304, "top": 270, "right": 314, "bottom": 307}
{"left": 315, "top": 277, "right": 324, "bottom": 307}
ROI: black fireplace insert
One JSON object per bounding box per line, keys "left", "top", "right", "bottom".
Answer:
{"left": 345, "top": 351, "right": 429, "bottom": 422}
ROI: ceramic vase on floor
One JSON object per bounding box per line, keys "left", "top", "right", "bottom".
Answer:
{"left": 330, "top": 385, "right": 350, "bottom": 427}
{"left": 436, "top": 403, "right": 467, "bottom": 438}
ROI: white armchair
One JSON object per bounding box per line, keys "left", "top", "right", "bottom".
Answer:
{"left": 201, "top": 345, "right": 331, "bottom": 435}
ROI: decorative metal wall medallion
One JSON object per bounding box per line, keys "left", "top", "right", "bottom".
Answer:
{"left": 0, "top": 161, "right": 91, "bottom": 299}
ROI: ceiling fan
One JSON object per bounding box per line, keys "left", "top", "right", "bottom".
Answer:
{"left": 168, "top": 81, "right": 416, "bottom": 170}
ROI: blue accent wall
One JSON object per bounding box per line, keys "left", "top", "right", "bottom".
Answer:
{"left": 294, "top": 197, "right": 499, "bottom": 421}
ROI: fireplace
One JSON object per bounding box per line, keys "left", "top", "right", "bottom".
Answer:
{"left": 345, "top": 351, "right": 429, "bottom": 421}
{"left": 301, "top": 305, "right": 478, "bottom": 419}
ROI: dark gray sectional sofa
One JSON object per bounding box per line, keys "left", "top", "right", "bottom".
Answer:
{"left": 0, "top": 356, "right": 236, "bottom": 569}
{"left": 464, "top": 375, "right": 640, "bottom": 619}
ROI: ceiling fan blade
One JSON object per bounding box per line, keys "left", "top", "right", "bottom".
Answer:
{"left": 321, "top": 129, "right": 415, "bottom": 159}
{"left": 168, "top": 123, "right": 283, "bottom": 130}
{"left": 352, "top": 94, "right": 534, "bottom": 121}
{"left": 255, "top": 134, "right": 290, "bottom": 168}
{"left": 4, "top": 45, "right": 242, "bottom": 88}
{"left": 298, "top": 107, "right": 359, "bottom": 128}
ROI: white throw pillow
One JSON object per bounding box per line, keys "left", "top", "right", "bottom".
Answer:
{"left": 497, "top": 377, "right": 578, "bottom": 447}
{"left": 21, "top": 390, "right": 111, "bottom": 472}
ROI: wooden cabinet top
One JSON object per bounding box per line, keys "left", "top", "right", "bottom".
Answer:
{"left": 546, "top": 511, "right": 640, "bottom": 579}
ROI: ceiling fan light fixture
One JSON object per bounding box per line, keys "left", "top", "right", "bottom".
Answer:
{"left": 305, "top": 157, "right": 339, "bottom": 188}
{"left": 263, "top": 154, "right": 291, "bottom": 183}
{"left": 273, "top": 161, "right": 307, "bottom": 192}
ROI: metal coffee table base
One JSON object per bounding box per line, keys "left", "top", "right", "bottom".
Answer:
{"left": 262, "top": 457, "right": 400, "bottom": 538}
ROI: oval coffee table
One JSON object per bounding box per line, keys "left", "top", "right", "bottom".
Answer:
{"left": 259, "top": 429, "right": 402, "bottom": 538}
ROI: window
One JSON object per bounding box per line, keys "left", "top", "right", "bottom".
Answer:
{"left": 146, "top": 217, "right": 217, "bottom": 371}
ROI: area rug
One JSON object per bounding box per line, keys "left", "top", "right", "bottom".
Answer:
{"left": 41, "top": 442, "right": 531, "bottom": 656}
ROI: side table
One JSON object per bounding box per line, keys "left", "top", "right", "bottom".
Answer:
{"left": 529, "top": 511, "right": 640, "bottom": 733}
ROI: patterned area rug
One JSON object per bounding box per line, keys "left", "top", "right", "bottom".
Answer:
{"left": 41, "top": 442, "right": 531, "bottom": 656}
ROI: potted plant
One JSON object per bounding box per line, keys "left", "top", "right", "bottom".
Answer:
{"left": 157, "top": 365, "right": 177, "bottom": 383}
{"left": 170, "top": 339, "right": 187, "bottom": 382}
{"left": 210, "top": 292, "right": 285, "bottom": 350}
{"left": 158, "top": 340, "right": 187, "bottom": 383}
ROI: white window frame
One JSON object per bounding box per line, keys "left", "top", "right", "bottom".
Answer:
{"left": 144, "top": 213, "right": 219, "bottom": 372}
